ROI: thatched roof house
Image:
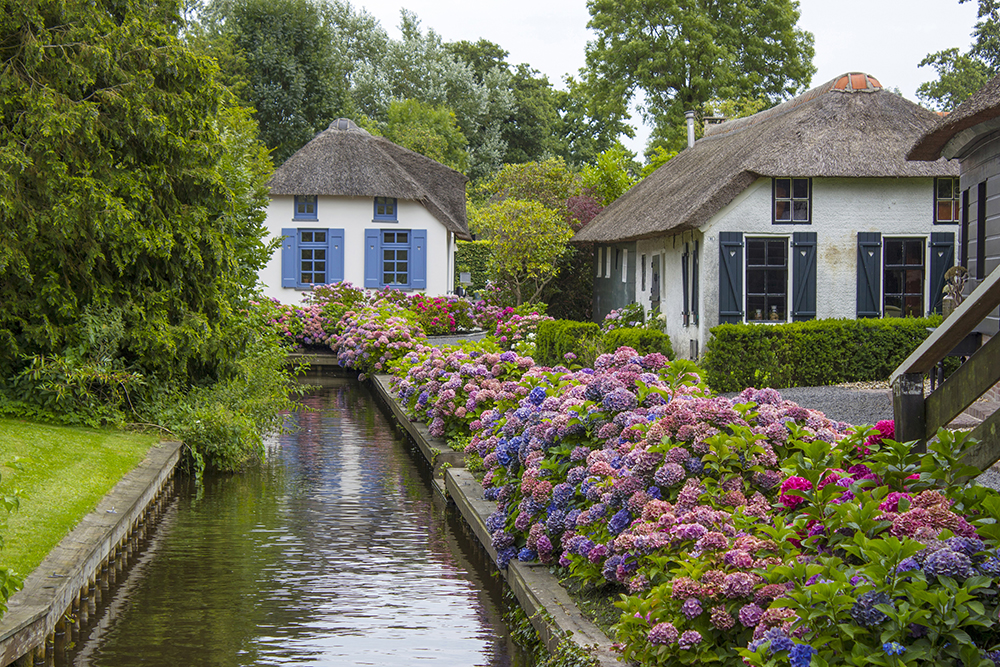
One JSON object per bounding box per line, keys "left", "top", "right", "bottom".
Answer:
{"left": 575, "top": 74, "right": 955, "bottom": 244}
{"left": 576, "top": 73, "right": 960, "bottom": 361}
{"left": 269, "top": 118, "right": 471, "bottom": 240}
{"left": 260, "top": 119, "right": 471, "bottom": 303}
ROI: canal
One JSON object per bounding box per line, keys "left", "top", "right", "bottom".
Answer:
{"left": 66, "top": 380, "right": 532, "bottom": 666}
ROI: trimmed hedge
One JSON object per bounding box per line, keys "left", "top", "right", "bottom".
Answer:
{"left": 535, "top": 320, "right": 601, "bottom": 367}
{"left": 455, "top": 240, "right": 492, "bottom": 293}
{"left": 602, "top": 327, "right": 674, "bottom": 360}
{"left": 701, "top": 316, "right": 945, "bottom": 392}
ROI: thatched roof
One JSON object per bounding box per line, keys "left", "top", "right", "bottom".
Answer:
{"left": 908, "top": 74, "right": 1000, "bottom": 161}
{"left": 269, "top": 118, "right": 471, "bottom": 240}
{"left": 574, "top": 73, "right": 958, "bottom": 244}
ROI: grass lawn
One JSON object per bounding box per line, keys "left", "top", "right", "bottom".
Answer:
{"left": 0, "top": 418, "right": 159, "bottom": 578}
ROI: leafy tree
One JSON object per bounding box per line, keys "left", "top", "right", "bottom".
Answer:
{"left": 640, "top": 146, "right": 678, "bottom": 178}
{"left": 552, "top": 76, "right": 632, "bottom": 166}
{"left": 476, "top": 157, "right": 583, "bottom": 221}
{"left": 0, "top": 0, "right": 289, "bottom": 464}
{"left": 381, "top": 99, "right": 468, "bottom": 172}
{"left": 469, "top": 200, "right": 573, "bottom": 305}
{"left": 581, "top": 143, "right": 639, "bottom": 206}
{"left": 584, "top": 0, "right": 815, "bottom": 152}
{"left": 917, "top": 48, "right": 992, "bottom": 111}
{"left": 205, "top": 0, "right": 348, "bottom": 163}
{"left": 917, "top": 0, "right": 999, "bottom": 111}
{"left": 352, "top": 11, "right": 513, "bottom": 179}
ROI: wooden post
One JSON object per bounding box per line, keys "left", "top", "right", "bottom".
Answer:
{"left": 893, "top": 373, "right": 927, "bottom": 453}
{"left": 54, "top": 616, "right": 66, "bottom": 656}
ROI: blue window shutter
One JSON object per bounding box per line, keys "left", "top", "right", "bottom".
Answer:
{"left": 281, "top": 228, "right": 298, "bottom": 287}
{"left": 364, "top": 229, "right": 380, "bottom": 288}
{"left": 929, "top": 231, "right": 955, "bottom": 314}
{"left": 329, "top": 229, "right": 344, "bottom": 283}
{"left": 791, "top": 232, "right": 817, "bottom": 321}
{"left": 718, "top": 232, "right": 743, "bottom": 323}
{"left": 856, "top": 232, "right": 882, "bottom": 317}
{"left": 411, "top": 229, "right": 427, "bottom": 289}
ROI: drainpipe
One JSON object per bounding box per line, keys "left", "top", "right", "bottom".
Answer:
{"left": 685, "top": 110, "right": 695, "bottom": 149}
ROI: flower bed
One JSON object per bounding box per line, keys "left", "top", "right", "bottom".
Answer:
{"left": 263, "top": 288, "right": 1000, "bottom": 666}
{"left": 387, "top": 344, "right": 1000, "bottom": 666}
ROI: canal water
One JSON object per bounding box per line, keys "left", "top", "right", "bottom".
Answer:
{"left": 66, "top": 380, "right": 532, "bottom": 666}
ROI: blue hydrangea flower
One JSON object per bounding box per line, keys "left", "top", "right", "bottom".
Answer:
{"left": 518, "top": 547, "right": 537, "bottom": 562}
{"left": 883, "top": 642, "right": 905, "bottom": 656}
{"left": 608, "top": 509, "right": 632, "bottom": 535}
{"left": 789, "top": 643, "right": 817, "bottom": 667}
{"left": 924, "top": 549, "right": 974, "bottom": 579}
{"left": 497, "top": 546, "right": 517, "bottom": 569}
{"left": 527, "top": 386, "right": 547, "bottom": 406}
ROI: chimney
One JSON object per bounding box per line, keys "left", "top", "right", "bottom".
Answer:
{"left": 685, "top": 110, "right": 695, "bottom": 149}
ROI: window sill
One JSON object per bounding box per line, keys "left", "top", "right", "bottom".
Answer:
{"left": 292, "top": 217, "right": 318, "bottom": 222}
{"left": 372, "top": 218, "right": 398, "bottom": 223}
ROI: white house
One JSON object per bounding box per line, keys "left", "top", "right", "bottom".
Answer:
{"left": 574, "top": 73, "right": 960, "bottom": 360}
{"left": 261, "top": 118, "right": 471, "bottom": 303}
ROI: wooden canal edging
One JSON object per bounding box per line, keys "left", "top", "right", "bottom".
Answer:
{"left": 0, "top": 440, "right": 184, "bottom": 667}
{"left": 367, "top": 373, "right": 620, "bottom": 667}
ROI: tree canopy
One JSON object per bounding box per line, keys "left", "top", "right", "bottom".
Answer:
{"left": 584, "top": 0, "right": 815, "bottom": 151}
{"left": 379, "top": 99, "right": 469, "bottom": 173}
{"left": 918, "top": 0, "right": 1000, "bottom": 111}
{"left": 0, "top": 0, "right": 273, "bottom": 387}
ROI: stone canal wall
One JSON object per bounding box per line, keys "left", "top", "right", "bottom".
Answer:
{"left": 368, "top": 373, "right": 620, "bottom": 667}
{"left": 0, "top": 441, "right": 183, "bottom": 667}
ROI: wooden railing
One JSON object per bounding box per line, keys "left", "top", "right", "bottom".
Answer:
{"left": 891, "top": 268, "right": 1000, "bottom": 469}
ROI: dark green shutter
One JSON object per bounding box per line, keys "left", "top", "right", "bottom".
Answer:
{"left": 857, "top": 232, "right": 882, "bottom": 318}
{"left": 692, "top": 240, "right": 699, "bottom": 324}
{"left": 929, "top": 232, "right": 955, "bottom": 314}
{"left": 681, "top": 243, "right": 690, "bottom": 325}
{"left": 719, "top": 232, "right": 743, "bottom": 324}
{"left": 791, "top": 232, "right": 817, "bottom": 321}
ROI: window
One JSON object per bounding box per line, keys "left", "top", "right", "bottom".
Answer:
{"left": 935, "top": 177, "right": 960, "bottom": 223}
{"left": 280, "top": 228, "right": 344, "bottom": 289}
{"left": 605, "top": 247, "right": 612, "bottom": 277}
{"left": 621, "top": 248, "right": 628, "bottom": 282}
{"left": 640, "top": 254, "right": 646, "bottom": 291}
{"left": 883, "top": 238, "right": 924, "bottom": 318}
{"left": 374, "top": 197, "right": 397, "bottom": 221}
{"left": 746, "top": 238, "right": 788, "bottom": 321}
{"left": 381, "top": 230, "right": 410, "bottom": 286}
{"left": 596, "top": 247, "right": 603, "bottom": 277}
{"left": 294, "top": 195, "right": 317, "bottom": 220}
{"left": 364, "top": 228, "right": 427, "bottom": 289}
{"left": 720, "top": 232, "right": 815, "bottom": 324}
{"left": 681, "top": 242, "right": 701, "bottom": 326}
{"left": 773, "top": 178, "right": 811, "bottom": 223}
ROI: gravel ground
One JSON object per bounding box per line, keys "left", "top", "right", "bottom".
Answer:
{"left": 723, "top": 384, "right": 893, "bottom": 427}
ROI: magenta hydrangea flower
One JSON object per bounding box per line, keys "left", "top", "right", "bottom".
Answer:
{"left": 779, "top": 476, "right": 812, "bottom": 509}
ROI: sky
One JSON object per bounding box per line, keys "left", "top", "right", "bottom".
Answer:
{"left": 352, "top": 0, "right": 982, "bottom": 154}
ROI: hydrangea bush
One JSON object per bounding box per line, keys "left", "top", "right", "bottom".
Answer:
{"left": 262, "top": 287, "right": 1000, "bottom": 666}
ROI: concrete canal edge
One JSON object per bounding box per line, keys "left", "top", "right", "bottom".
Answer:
{"left": 0, "top": 440, "right": 183, "bottom": 667}
{"left": 368, "top": 373, "right": 620, "bottom": 667}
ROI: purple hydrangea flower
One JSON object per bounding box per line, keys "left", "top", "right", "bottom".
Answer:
{"left": 678, "top": 630, "right": 702, "bottom": 650}
{"left": 680, "top": 597, "right": 703, "bottom": 619}
{"left": 850, "top": 590, "right": 891, "bottom": 627}
{"left": 647, "top": 622, "right": 678, "bottom": 645}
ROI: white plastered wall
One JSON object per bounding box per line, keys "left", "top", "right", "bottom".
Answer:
{"left": 636, "top": 177, "right": 944, "bottom": 360}
{"left": 260, "top": 195, "right": 455, "bottom": 303}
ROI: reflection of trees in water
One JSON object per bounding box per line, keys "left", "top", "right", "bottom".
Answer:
{"left": 69, "top": 380, "right": 524, "bottom": 667}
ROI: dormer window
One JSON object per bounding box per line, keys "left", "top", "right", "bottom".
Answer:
{"left": 773, "top": 178, "right": 811, "bottom": 223}
{"left": 294, "top": 195, "right": 317, "bottom": 220}
{"left": 374, "top": 197, "right": 397, "bottom": 221}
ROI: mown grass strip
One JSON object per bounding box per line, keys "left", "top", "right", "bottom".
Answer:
{"left": 0, "top": 418, "right": 158, "bottom": 577}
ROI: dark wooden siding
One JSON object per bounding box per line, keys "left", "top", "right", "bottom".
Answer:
{"left": 592, "top": 242, "right": 637, "bottom": 322}
{"left": 959, "top": 130, "right": 1000, "bottom": 335}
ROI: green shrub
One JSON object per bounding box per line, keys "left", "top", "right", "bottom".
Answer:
{"left": 601, "top": 327, "right": 673, "bottom": 359}
{"left": 702, "top": 316, "right": 946, "bottom": 392}
{"left": 535, "top": 320, "right": 602, "bottom": 367}
{"left": 455, "top": 240, "right": 492, "bottom": 294}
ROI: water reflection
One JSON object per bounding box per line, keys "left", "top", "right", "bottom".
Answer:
{"left": 68, "top": 381, "right": 529, "bottom": 667}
